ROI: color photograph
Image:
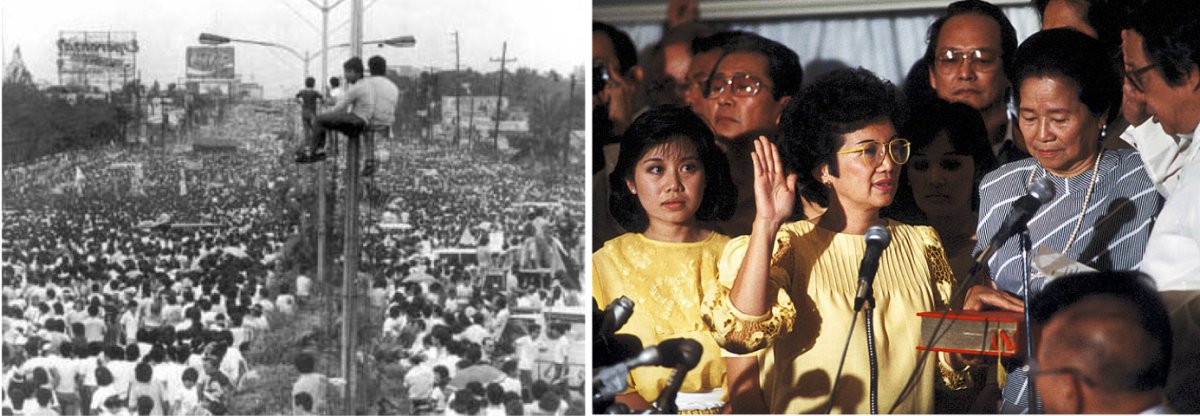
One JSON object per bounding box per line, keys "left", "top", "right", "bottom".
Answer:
{"left": 591, "top": 0, "right": 1200, "bottom": 414}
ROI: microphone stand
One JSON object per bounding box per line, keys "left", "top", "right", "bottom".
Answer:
{"left": 1019, "top": 228, "right": 1040, "bottom": 413}
{"left": 827, "top": 295, "right": 878, "bottom": 414}
{"left": 653, "top": 366, "right": 685, "bottom": 414}
{"left": 864, "top": 299, "right": 879, "bottom": 415}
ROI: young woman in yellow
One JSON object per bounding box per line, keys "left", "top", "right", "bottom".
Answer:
{"left": 592, "top": 106, "right": 738, "bottom": 413}
{"left": 703, "top": 69, "right": 958, "bottom": 413}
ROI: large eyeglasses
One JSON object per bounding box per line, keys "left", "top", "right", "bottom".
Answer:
{"left": 703, "top": 73, "right": 768, "bottom": 99}
{"left": 1122, "top": 63, "right": 1159, "bottom": 94}
{"left": 836, "top": 138, "right": 911, "bottom": 167}
{"left": 934, "top": 49, "right": 1000, "bottom": 73}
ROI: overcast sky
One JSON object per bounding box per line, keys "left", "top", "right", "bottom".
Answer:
{"left": 2, "top": 0, "right": 588, "bottom": 98}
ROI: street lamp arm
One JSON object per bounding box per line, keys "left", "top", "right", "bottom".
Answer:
{"left": 233, "top": 39, "right": 307, "bottom": 62}
{"left": 318, "top": 36, "right": 415, "bottom": 59}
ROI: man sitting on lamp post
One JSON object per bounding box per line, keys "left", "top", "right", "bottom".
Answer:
{"left": 296, "top": 55, "right": 399, "bottom": 177}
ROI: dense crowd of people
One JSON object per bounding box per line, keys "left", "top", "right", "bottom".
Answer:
{"left": 2, "top": 91, "right": 587, "bottom": 415}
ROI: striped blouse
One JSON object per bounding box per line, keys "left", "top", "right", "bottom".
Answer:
{"left": 974, "top": 148, "right": 1163, "bottom": 296}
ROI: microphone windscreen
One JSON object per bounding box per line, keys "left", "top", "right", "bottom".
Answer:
{"left": 865, "top": 225, "right": 891, "bottom": 248}
{"left": 1029, "top": 176, "right": 1056, "bottom": 204}
{"left": 656, "top": 338, "right": 704, "bottom": 370}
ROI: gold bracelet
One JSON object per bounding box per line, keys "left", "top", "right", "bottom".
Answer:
{"left": 938, "top": 358, "right": 973, "bottom": 391}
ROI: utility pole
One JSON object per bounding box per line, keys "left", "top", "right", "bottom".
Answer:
{"left": 342, "top": 1, "right": 363, "bottom": 414}
{"left": 306, "top": 0, "right": 344, "bottom": 313}
{"left": 461, "top": 83, "right": 474, "bottom": 146}
{"left": 489, "top": 42, "right": 516, "bottom": 153}
{"left": 426, "top": 66, "right": 436, "bottom": 144}
{"left": 452, "top": 31, "right": 461, "bottom": 146}
{"left": 432, "top": 71, "right": 439, "bottom": 144}
{"left": 564, "top": 72, "right": 578, "bottom": 164}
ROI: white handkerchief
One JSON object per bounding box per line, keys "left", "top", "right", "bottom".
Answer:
{"left": 1034, "top": 246, "right": 1097, "bottom": 280}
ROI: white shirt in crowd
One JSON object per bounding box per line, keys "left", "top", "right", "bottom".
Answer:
{"left": 275, "top": 294, "right": 296, "bottom": 315}
{"left": 514, "top": 334, "right": 536, "bottom": 371}
{"left": 1137, "top": 121, "right": 1200, "bottom": 291}
{"left": 47, "top": 354, "right": 81, "bottom": 395}
{"left": 295, "top": 275, "right": 312, "bottom": 298}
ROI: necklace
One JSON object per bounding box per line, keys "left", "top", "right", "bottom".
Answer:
{"left": 1025, "top": 149, "right": 1104, "bottom": 255}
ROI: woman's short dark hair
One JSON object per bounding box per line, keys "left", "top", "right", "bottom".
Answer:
{"left": 608, "top": 105, "right": 736, "bottom": 232}
{"left": 896, "top": 98, "right": 1000, "bottom": 218}
{"left": 778, "top": 68, "right": 903, "bottom": 208}
{"left": 1012, "top": 28, "right": 1121, "bottom": 125}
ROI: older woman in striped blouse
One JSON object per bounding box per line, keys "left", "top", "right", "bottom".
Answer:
{"left": 960, "top": 29, "right": 1164, "bottom": 412}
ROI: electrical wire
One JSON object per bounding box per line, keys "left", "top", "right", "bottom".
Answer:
{"left": 825, "top": 310, "right": 861, "bottom": 414}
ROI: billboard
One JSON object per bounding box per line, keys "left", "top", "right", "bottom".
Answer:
{"left": 186, "top": 46, "right": 235, "bottom": 79}
{"left": 57, "top": 31, "right": 138, "bottom": 91}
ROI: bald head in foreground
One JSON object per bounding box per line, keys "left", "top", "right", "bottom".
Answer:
{"left": 1031, "top": 271, "right": 1173, "bottom": 414}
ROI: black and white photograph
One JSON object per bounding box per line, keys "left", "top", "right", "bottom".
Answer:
{"left": 1, "top": 0, "right": 589, "bottom": 415}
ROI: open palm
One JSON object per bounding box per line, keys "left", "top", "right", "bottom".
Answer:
{"left": 751, "top": 136, "right": 797, "bottom": 226}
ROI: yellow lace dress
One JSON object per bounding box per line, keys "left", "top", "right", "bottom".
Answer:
{"left": 592, "top": 232, "right": 731, "bottom": 409}
{"left": 701, "top": 219, "right": 955, "bottom": 413}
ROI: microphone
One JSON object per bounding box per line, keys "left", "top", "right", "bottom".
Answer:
{"left": 598, "top": 296, "right": 634, "bottom": 338}
{"left": 652, "top": 338, "right": 704, "bottom": 413}
{"left": 854, "top": 225, "right": 892, "bottom": 311}
{"left": 592, "top": 343, "right": 662, "bottom": 402}
{"left": 591, "top": 338, "right": 701, "bottom": 403}
{"left": 654, "top": 338, "right": 703, "bottom": 369}
{"left": 974, "top": 176, "right": 1056, "bottom": 266}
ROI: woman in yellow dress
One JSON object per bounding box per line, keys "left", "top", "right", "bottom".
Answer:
{"left": 703, "top": 68, "right": 959, "bottom": 413}
{"left": 592, "top": 105, "right": 737, "bottom": 413}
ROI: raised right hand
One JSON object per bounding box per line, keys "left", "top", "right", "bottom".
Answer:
{"left": 751, "top": 136, "right": 797, "bottom": 228}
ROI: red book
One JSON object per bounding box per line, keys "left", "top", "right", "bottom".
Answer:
{"left": 915, "top": 310, "right": 1024, "bottom": 357}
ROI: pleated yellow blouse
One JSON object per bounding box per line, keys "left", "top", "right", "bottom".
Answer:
{"left": 701, "top": 219, "right": 954, "bottom": 414}
{"left": 592, "top": 232, "right": 731, "bottom": 405}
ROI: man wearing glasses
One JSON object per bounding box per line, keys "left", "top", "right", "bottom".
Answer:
{"left": 1123, "top": 0, "right": 1200, "bottom": 412}
{"left": 694, "top": 33, "right": 805, "bottom": 237}
{"left": 924, "top": 0, "right": 1027, "bottom": 164}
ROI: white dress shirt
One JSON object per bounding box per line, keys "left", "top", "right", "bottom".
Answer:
{"left": 1120, "top": 120, "right": 1196, "bottom": 198}
{"left": 1140, "top": 121, "right": 1200, "bottom": 291}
